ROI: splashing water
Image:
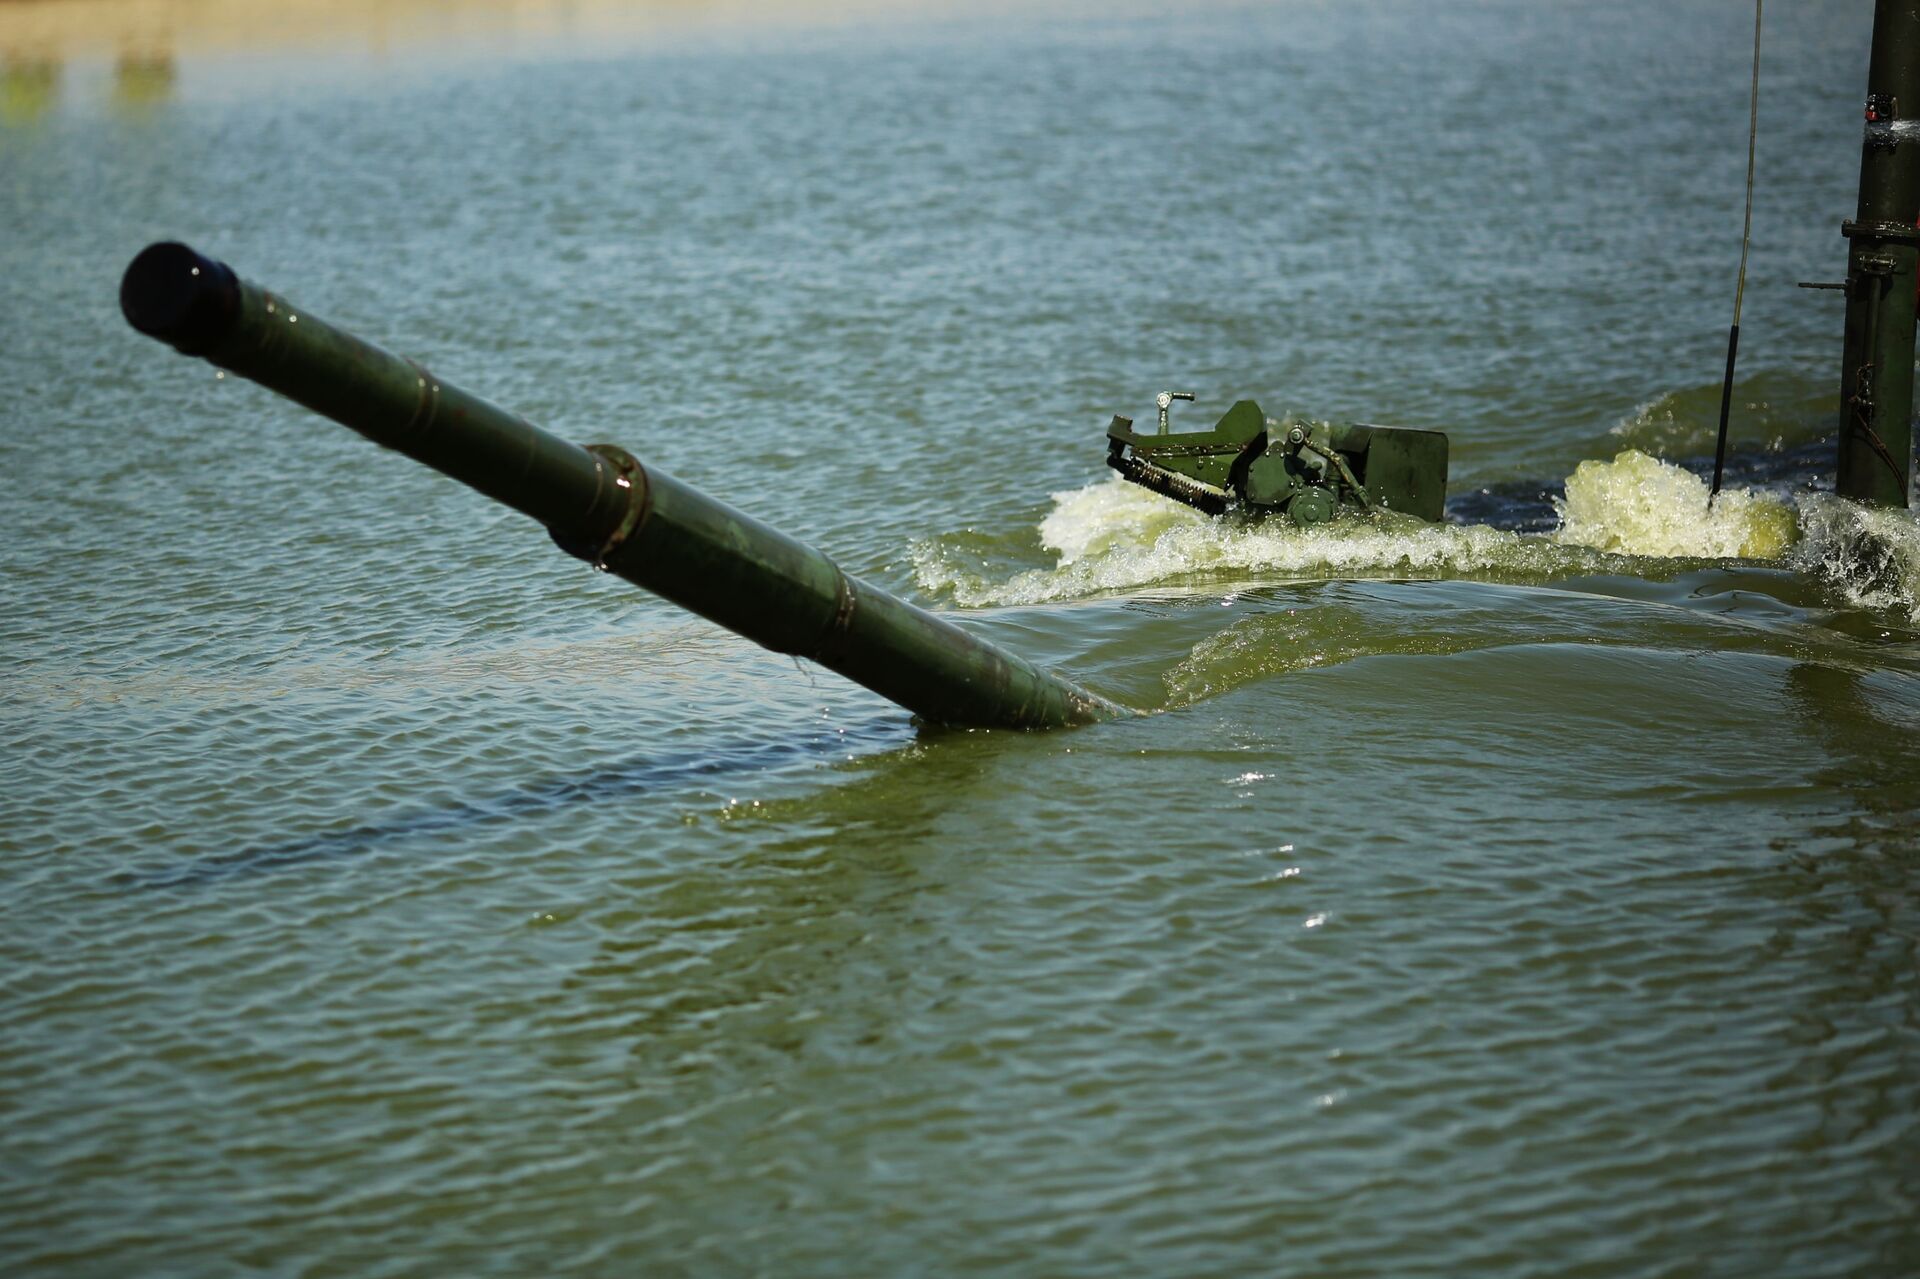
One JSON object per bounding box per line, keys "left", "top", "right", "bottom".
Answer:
{"left": 914, "top": 450, "right": 1806, "bottom": 608}
{"left": 914, "top": 446, "right": 1920, "bottom": 632}
{"left": 1561, "top": 451, "right": 1920, "bottom": 622}
{"left": 1552, "top": 449, "right": 1797, "bottom": 559}
{"left": 913, "top": 448, "right": 1920, "bottom": 626}
{"left": 1794, "top": 489, "right": 1920, "bottom": 621}
{"left": 911, "top": 479, "right": 1601, "bottom": 606}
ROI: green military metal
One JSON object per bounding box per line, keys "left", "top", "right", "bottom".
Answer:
{"left": 119, "top": 242, "right": 1124, "bottom": 729}
{"left": 1837, "top": 0, "right": 1920, "bottom": 507}
{"left": 1106, "top": 396, "right": 1447, "bottom": 525}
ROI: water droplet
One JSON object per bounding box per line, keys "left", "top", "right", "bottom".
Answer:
{"left": 288, "top": 315, "right": 298, "bottom": 324}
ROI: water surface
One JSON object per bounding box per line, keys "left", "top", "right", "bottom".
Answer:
{"left": 4, "top": 1, "right": 1919, "bottom": 1273}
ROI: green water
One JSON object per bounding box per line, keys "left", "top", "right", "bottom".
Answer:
{"left": 5, "top": 0, "right": 1920, "bottom": 1273}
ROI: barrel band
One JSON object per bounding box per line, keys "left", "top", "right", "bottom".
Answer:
{"left": 253, "top": 290, "right": 290, "bottom": 361}
{"left": 402, "top": 358, "right": 441, "bottom": 440}
{"left": 810, "top": 566, "right": 860, "bottom": 666}
{"left": 582, "top": 444, "right": 652, "bottom": 571}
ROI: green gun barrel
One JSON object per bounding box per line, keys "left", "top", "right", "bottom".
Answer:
{"left": 120, "top": 242, "right": 1123, "bottom": 730}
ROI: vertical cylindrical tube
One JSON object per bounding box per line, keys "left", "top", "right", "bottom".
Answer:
{"left": 1838, "top": 0, "right": 1920, "bottom": 507}
{"left": 120, "top": 242, "right": 1125, "bottom": 729}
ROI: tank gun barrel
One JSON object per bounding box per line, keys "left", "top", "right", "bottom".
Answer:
{"left": 120, "top": 242, "right": 1123, "bottom": 729}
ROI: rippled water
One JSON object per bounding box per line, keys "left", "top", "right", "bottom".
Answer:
{"left": 5, "top": 0, "right": 1920, "bottom": 1273}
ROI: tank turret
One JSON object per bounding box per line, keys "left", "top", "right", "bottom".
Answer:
{"left": 1106, "top": 394, "right": 1448, "bottom": 525}
{"left": 120, "top": 242, "right": 1124, "bottom": 730}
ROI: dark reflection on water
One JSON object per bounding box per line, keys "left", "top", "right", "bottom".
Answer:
{"left": 121, "top": 713, "right": 907, "bottom": 890}
{"left": 1781, "top": 659, "right": 1920, "bottom": 889}
{"left": 1766, "top": 661, "right": 1920, "bottom": 1256}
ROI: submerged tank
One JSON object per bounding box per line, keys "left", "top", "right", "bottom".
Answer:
{"left": 119, "top": 242, "right": 1124, "bottom": 731}
{"left": 1106, "top": 393, "right": 1449, "bottom": 524}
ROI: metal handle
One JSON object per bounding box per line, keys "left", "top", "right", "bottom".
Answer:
{"left": 1155, "top": 390, "right": 1196, "bottom": 434}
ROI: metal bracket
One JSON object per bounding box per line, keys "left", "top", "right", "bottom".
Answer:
{"left": 1290, "top": 429, "right": 1375, "bottom": 513}
{"left": 1866, "top": 93, "right": 1901, "bottom": 150}
{"left": 1841, "top": 219, "right": 1920, "bottom": 243}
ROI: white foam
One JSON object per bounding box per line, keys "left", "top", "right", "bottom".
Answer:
{"left": 913, "top": 475, "right": 1608, "bottom": 607}
{"left": 1794, "top": 490, "right": 1920, "bottom": 621}
{"left": 1552, "top": 449, "right": 1796, "bottom": 559}
{"left": 913, "top": 451, "right": 1920, "bottom": 623}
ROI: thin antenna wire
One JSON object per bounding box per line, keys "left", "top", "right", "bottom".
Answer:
{"left": 1710, "top": 0, "right": 1764, "bottom": 509}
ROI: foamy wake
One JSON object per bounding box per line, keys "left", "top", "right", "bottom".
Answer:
{"left": 912, "top": 477, "right": 1598, "bottom": 608}
{"left": 1793, "top": 490, "right": 1920, "bottom": 620}
{"left": 912, "top": 449, "right": 1920, "bottom": 621}
{"left": 1552, "top": 449, "right": 1796, "bottom": 558}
